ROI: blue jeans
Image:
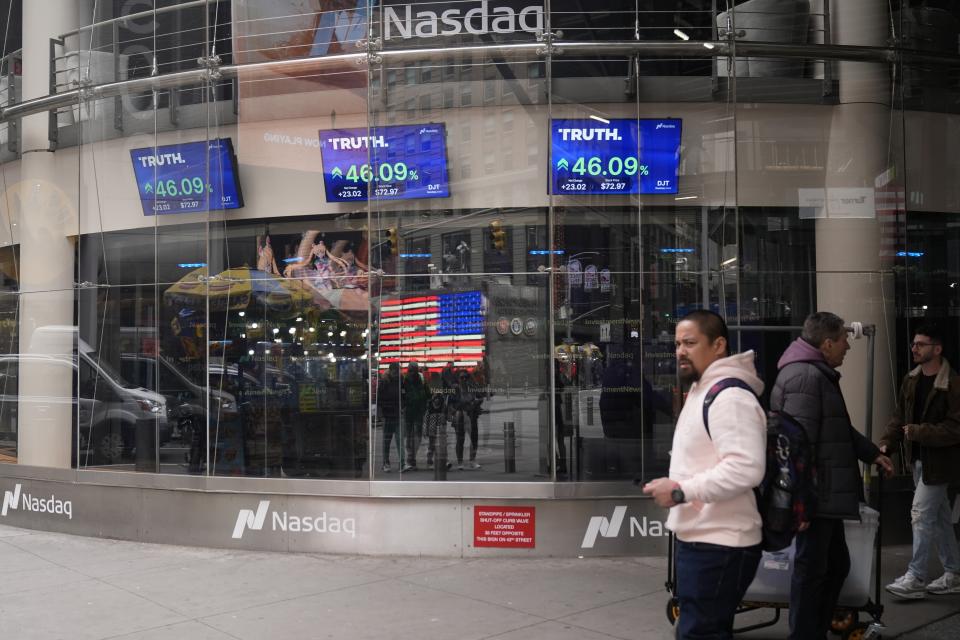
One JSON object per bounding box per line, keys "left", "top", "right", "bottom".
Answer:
{"left": 675, "top": 540, "right": 761, "bottom": 640}
{"left": 907, "top": 460, "right": 960, "bottom": 582}
{"left": 789, "top": 517, "right": 850, "bottom": 640}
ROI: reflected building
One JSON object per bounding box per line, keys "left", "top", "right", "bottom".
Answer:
{"left": 0, "top": 0, "right": 955, "bottom": 556}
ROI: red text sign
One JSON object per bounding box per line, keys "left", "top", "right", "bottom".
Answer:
{"left": 474, "top": 506, "right": 535, "bottom": 548}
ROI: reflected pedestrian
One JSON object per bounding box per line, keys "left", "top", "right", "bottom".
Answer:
{"left": 377, "top": 363, "right": 402, "bottom": 472}
{"left": 402, "top": 363, "right": 429, "bottom": 472}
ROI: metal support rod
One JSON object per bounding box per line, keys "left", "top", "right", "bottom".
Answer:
{"left": 822, "top": 0, "right": 834, "bottom": 96}
{"left": 864, "top": 324, "right": 876, "bottom": 442}
{"left": 434, "top": 421, "right": 448, "bottom": 481}
{"left": 504, "top": 421, "right": 516, "bottom": 473}
{"left": 863, "top": 324, "right": 877, "bottom": 493}
{"left": 47, "top": 37, "right": 62, "bottom": 149}
{"left": 112, "top": 22, "right": 123, "bottom": 133}
{"left": 6, "top": 55, "right": 17, "bottom": 153}
{"left": 4, "top": 37, "right": 938, "bottom": 126}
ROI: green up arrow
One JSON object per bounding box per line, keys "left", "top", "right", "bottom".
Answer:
{"left": 557, "top": 158, "right": 569, "bottom": 170}
{"left": 144, "top": 183, "right": 153, "bottom": 193}
{"left": 331, "top": 167, "right": 343, "bottom": 179}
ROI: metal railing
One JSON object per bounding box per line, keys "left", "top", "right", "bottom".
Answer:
{"left": 0, "top": 4, "right": 955, "bottom": 142}
{"left": 0, "top": 49, "right": 20, "bottom": 154}
{"left": 48, "top": 0, "right": 232, "bottom": 145}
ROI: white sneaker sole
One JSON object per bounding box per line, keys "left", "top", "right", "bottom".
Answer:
{"left": 927, "top": 586, "right": 960, "bottom": 595}
{"left": 885, "top": 586, "right": 926, "bottom": 600}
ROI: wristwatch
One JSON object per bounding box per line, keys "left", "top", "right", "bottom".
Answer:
{"left": 670, "top": 487, "right": 685, "bottom": 505}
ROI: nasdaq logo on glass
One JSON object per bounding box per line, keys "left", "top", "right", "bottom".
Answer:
{"left": 307, "top": 2, "right": 543, "bottom": 47}
{"left": 309, "top": 2, "right": 371, "bottom": 56}
{"left": 383, "top": 1, "right": 543, "bottom": 40}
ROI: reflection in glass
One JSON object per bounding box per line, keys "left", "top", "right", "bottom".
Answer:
{"left": 206, "top": 220, "right": 370, "bottom": 478}
{"left": 370, "top": 207, "right": 550, "bottom": 481}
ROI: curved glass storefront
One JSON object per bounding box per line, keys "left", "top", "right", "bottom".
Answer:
{"left": 0, "top": 0, "right": 957, "bottom": 553}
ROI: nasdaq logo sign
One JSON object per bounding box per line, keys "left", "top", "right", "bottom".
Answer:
{"left": 309, "top": 2, "right": 371, "bottom": 56}
{"left": 383, "top": 1, "right": 543, "bottom": 40}
{"left": 232, "top": 500, "right": 357, "bottom": 540}
{"left": 1, "top": 483, "right": 74, "bottom": 520}
{"left": 581, "top": 506, "right": 667, "bottom": 549}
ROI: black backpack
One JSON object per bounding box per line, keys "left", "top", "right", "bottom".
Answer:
{"left": 702, "top": 378, "right": 818, "bottom": 552}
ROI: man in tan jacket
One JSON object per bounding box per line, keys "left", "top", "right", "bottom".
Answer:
{"left": 881, "top": 323, "right": 960, "bottom": 599}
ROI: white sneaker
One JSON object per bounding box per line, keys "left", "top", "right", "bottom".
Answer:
{"left": 401, "top": 464, "right": 416, "bottom": 472}
{"left": 456, "top": 463, "right": 465, "bottom": 470}
{"left": 381, "top": 464, "right": 391, "bottom": 472}
{"left": 927, "top": 572, "right": 960, "bottom": 595}
{"left": 886, "top": 573, "right": 926, "bottom": 599}
{"left": 469, "top": 461, "right": 482, "bottom": 469}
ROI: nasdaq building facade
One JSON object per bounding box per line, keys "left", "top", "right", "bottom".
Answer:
{"left": 0, "top": 0, "right": 955, "bottom": 556}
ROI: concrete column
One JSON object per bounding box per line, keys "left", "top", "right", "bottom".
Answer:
{"left": 818, "top": 1, "right": 896, "bottom": 440}
{"left": 17, "top": 2, "right": 83, "bottom": 467}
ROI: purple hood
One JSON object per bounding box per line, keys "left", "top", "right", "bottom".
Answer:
{"left": 777, "top": 337, "right": 826, "bottom": 370}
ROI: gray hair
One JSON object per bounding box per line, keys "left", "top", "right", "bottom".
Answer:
{"left": 801, "top": 311, "right": 846, "bottom": 348}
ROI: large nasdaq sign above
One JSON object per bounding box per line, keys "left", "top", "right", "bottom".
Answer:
{"left": 130, "top": 138, "right": 243, "bottom": 216}
{"left": 319, "top": 124, "right": 451, "bottom": 202}
{"left": 550, "top": 119, "right": 682, "bottom": 195}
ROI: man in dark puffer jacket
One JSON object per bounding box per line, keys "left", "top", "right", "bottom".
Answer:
{"left": 771, "top": 312, "right": 893, "bottom": 640}
{"left": 880, "top": 323, "right": 960, "bottom": 598}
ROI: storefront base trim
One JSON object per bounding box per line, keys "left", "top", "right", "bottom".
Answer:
{"left": 0, "top": 467, "right": 669, "bottom": 557}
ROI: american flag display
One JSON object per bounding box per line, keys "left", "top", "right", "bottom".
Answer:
{"left": 377, "top": 291, "right": 486, "bottom": 372}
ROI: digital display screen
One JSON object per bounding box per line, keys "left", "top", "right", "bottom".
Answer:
{"left": 130, "top": 138, "right": 243, "bottom": 216}
{"left": 378, "top": 290, "right": 485, "bottom": 372}
{"left": 550, "top": 118, "right": 682, "bottom": 195}
{"left": 319, "top": 124, "right": 450, "bottom": 202}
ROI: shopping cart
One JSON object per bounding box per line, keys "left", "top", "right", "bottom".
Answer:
{"left": 664, "top": 475, "right": 885, "bottom": 640}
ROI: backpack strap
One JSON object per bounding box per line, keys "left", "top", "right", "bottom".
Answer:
{"left": 702, "top": 378, "right": 757, "bottom": 438}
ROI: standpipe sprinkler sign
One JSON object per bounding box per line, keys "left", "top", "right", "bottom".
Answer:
{"left": 473, "top": 506, "right": 535, "bottom": 548}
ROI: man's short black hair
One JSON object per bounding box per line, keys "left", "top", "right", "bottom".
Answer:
{"left": 914, "top": 322, "right": 944, "bottom": 345}
{"left": 801, "top": 311, "right": 846, "bottom": 348}
{"left": 679, "top": 309, "right": 729, "bottom": 347}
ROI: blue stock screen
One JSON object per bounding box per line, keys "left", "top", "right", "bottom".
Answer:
{"left": 319, "top": 124, "right": 450, "bottom": 202}
{"left": 550, "top": 118, "right": 682, "bottom": 195}
{"left": 130, "top": 138, "right": 243, "bottom": 216}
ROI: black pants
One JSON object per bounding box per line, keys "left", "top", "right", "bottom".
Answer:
{"left": 789, "top": 517, "right": 851, "bottom": 640}
{"left": 453, "top": 409, "right": 479, "bottom": 463}
{"left": 382, "top": 416, "right": 402, "bottom": 467}
{"left": 675, "top": 540, "right": 761, "bottom": 639}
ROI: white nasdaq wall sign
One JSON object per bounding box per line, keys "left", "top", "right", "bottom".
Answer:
{"left": 382, "top": 1, "right": 544, "bottom": 40}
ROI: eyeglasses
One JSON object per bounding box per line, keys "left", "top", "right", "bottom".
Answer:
{"left": 911, "top": 341, "right": 939, "bottom": 349}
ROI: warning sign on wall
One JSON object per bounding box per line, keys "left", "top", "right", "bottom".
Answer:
{"left": 473, "top": 506, "right": 536, "bottom": 548}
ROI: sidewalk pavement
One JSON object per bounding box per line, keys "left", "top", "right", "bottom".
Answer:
{"left": 0, "top": 523, "right": 957, "bottom": 640}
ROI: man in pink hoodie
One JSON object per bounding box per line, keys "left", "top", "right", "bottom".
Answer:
{"left": 644, "top": 310, "right": 766, "bottom": 639}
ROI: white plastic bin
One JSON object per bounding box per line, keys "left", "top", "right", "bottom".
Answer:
{"left": 743, "top": 504, "right": 879, "bottom": 607}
